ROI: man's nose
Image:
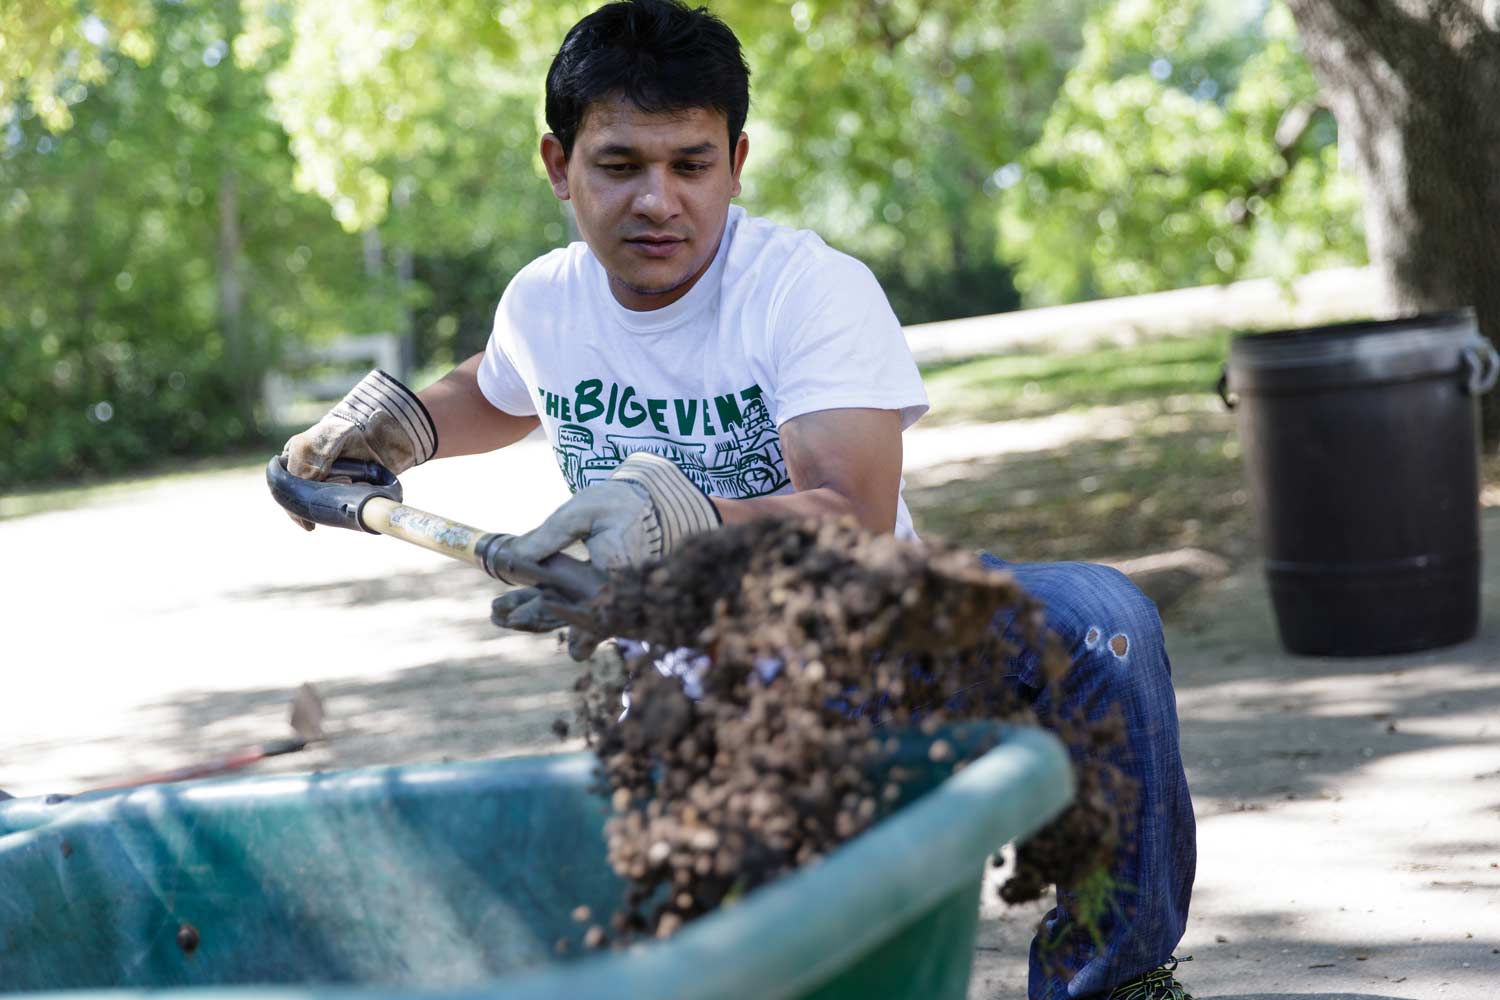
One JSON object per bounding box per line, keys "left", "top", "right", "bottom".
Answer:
{"left": 631, "top": 166, "right": 680, "bottom": 221}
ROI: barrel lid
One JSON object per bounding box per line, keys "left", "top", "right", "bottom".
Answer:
{"left": 1226, "top": 310, "right": 1480, "bottom": 394}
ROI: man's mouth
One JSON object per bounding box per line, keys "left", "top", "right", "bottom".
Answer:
{"left": 625, "top": 234, "right": 687, "bottom": 259}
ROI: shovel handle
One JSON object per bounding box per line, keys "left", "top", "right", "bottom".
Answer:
{"left": 266, "top": 456, "right": 607, "bottom": 604}
{"left": 266, "top": 456, "right": 403, "bottom": 533}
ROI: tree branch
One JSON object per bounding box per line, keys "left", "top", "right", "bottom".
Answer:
{"left": 1227, "top": 100, "right": 1327, "bottom": 225}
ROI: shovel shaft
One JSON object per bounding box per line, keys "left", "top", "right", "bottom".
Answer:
{"left": 360, "top": 497, "right": 608, "bottom": 604}
{"left": 266, "top": 456, "right": 609, "bottom": 603}
{"left": 359, "top": 496, "right": 490, "bottom": 568}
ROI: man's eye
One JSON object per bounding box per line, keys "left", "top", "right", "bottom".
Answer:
{"left": 677, "top": 162, "right": 708, "bottom": 173}
{"left": 600, "top": 163, "right": 636, "bottom": 173}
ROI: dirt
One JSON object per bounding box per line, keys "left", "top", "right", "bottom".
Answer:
{"left": 561, "top": 517, "right": 1134, "bottom": 947}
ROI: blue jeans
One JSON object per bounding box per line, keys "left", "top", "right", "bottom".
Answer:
{"left": 980, "top": 553, "right": 1196, "bottom": 1000}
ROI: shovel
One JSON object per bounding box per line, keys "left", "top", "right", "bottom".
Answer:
{"left": 265, "top": 456, "right": 609, "bottom": 608}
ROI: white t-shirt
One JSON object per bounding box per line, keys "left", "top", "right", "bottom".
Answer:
{"left": 478, "top": 204, "right": 930, "bottom": 537}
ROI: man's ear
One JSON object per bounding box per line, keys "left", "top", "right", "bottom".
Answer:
{"left": 540, "top": 134, "right": 570, "bottom": 200}
{"left": 730, "top": 131, "right": 749, "bottom": 198}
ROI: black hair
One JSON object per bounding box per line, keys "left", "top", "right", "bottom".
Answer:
{"left": 545, "top": 0, "right": 751, "bottom": 158}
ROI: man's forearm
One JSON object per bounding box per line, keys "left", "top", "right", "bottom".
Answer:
{"left": 710, "top": 408, "right": 903, "bottom": 535}
{"left": 420, "top": 352, "right": 540, "bottom": 458}
{"left": 713, "top": 488, "right": 894, "bottom": 535}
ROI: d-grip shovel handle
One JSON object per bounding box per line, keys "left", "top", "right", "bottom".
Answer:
{"left": 266, "top": 456, "right": 404, "bottom": 533}
{"left": 265, "top": 456, "right": 608, "bottom": 604}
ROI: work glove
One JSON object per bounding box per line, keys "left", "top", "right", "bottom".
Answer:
{"left": 490, "top": 451, "right": 720, "bottom": 659}
{"left": 280, "top": 369, "right": 438, "bottom": 530}
{"left": 491, "top": 587, "right": 607, "bottom": 661}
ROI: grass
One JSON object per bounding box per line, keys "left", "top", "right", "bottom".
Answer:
{"left": 919, "top": 330, "right": 1233, "bottom": 425}
{"left": 911, "top": 325, "right": 1500, "bottom": 576}
{"left": 907, "top": 329, "right": 1252, "bottom": 567}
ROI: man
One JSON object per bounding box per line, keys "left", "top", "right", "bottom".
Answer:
{"left": 283, "top": 2, "right": 1195, "bottom": 997}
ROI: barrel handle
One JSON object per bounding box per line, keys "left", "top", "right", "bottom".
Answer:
{"left": 1216, "top": 368, "right": 1237, "bottom": 410}
{"left": 1462, "top": 339, "right": 1500, "bottom": 395}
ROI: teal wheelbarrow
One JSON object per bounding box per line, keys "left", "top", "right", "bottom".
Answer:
{"left": 0, "top": 462, "right": 1074, "bottom": 998}
{"left": 0, "top": 726, "right": 1069, "bottom": 999}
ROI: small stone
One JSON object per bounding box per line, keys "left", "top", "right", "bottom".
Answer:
{"left": 571, "top": 905, "right": 591, "bottom": 924}
{"left": 584, "top": 926, "right": 606, "bottom": 949}
{"left": 928, "top": 739, "right": 954, "bottom": 762}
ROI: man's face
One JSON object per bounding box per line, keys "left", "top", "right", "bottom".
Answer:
{"left": 541, "top": 97, "right": 749, "bottom": 311}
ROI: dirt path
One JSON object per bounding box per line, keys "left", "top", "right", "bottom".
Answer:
{"left": 970, "top": 518, "right": 1500, "bottom": 1000}
{"left": 0, "top": 413, "right": 1158, "bottom": 796}
{"left": 4, "top": 425, "right": 1497, "bottom": 999}
{"left": 0, "top": 440, "right": 579, "bottom": 796}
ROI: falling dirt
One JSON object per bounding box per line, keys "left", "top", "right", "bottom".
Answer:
{"left": 562, "top": 517, "right": 1134, "bottom": 947}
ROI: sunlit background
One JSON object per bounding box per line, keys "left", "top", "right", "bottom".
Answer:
{"left": 1, "top": 0, "right": 1371, "bottom": 487}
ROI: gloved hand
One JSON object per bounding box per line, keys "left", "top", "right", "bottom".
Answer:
{"left": 491, "top": 587, "right": 606, "bottom": 662}
{"left": 280, "top": 369, "right": 437, "bottom": 530}
{"left": 503, "top": 451, "right": 720, "bottom": 571}
{"left": 491, "top": 451, "right": 720, "bottom": 659}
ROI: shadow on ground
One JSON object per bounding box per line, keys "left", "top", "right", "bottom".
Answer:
{"left": 904, "top": 420, "right": 1251, "bottom": 571}
{"left": 1166, "top": 569, "right": 1500, "bottom": 806}
{"left": 971, "top": 881, "right": 1486, "bottom": 999}
{"left": 1176, "top": 659, "right": 1500, "bottom": 806}
{"left": 1196, "top": 995, "right": 1418, "bottom": 999}
{"left": 229, "top": 562, "right": 502, "bottom": 613}
{"left": 8, "top": 643, "right": 583, "bottom": 795}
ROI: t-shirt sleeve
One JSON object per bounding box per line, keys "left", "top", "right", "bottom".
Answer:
{"left": 768, "top": 251, "right": 929, "bottom": 429}
{"left": 477, "top": 287, "right": 538, "bottom": 417}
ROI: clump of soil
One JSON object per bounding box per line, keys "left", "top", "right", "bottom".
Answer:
{"left": 563, "top": 517, "right": 1132, "bottom": 944}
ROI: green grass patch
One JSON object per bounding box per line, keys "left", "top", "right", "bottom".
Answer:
{"left": 919, "top": 329, "right": 1232, "bottom": 424}
{"left": 908, "top": 329, "right": 1254, "bottom": 572}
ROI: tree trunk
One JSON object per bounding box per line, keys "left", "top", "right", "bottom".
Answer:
{"left": 1286, "top": 0, "right": 1500, "bottom": 446}
{"left": 392, "top": 178, "right": 415, "bottom": 380}
{"left": 217, "top": 165, "right": 252, "bottom": 426}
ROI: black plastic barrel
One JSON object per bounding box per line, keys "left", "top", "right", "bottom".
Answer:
{"left": 1220, "top": 310, "right": 1498, "bottom": 656}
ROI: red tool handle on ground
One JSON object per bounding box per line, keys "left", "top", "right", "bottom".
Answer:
{"left": 76, "top": 684, "right": 327, "bottom": 796}
{"left": 82, "top": 738, "right": 309, "bottom": 793}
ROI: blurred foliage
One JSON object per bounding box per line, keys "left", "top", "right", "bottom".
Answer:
{"left": 0, "top": 0, "right": 155, "bottom": 131}
{"left": 1, "top": 0, "right": 1367, "bottom": 485}
{"left": 729, "top": 0, "right": 1086, "bottom": 323}
{"left": 0, "top": 0, "right": 396, "bottom": 482}
{"left": 998, "top": 0, "right": 1366, "bottom": 304}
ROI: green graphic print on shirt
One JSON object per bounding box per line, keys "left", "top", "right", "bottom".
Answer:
{"left": 537, "top": 379, "right": 790, "bottom": 499}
